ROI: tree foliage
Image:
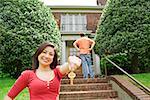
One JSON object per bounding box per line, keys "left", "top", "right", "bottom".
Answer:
{"left": 94, "top": 0, "right": 150, "bottom": 73}
{"left": 0, "top": 0, "right": 61, "bottom": 78}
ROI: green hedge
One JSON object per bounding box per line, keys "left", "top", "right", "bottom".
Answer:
{"left": 0, "top": 0, "right": 61, "bottom": 78}
{"left": 100, "top": 53, "right": 131, "bottom": 75}
{"left": 95, "top": 0, "right": 150, "bottom": 73}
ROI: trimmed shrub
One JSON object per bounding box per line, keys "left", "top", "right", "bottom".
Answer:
{"left": 0, "top": 0, "right": 61, "bottom": 78}
{"left": 95, "top": 0, "right": 150, "bottom": 73}
{"left": 100, "top": 53, "right": 131, "bottom": 75}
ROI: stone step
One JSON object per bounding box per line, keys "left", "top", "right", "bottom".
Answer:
{"left": 63, "top": 74, "right": 83, "bottom": 79}
{"left": 59, "top": 97, "right": 120, "bottom": 100}
{"left": 63, "top": 73, "right": 100, "bottom": 79}
{"left": 60, "top": 83, "right": 112, "bottom": 91}
{"left": 61, "top": 78, "right": 108, "bottom": 84}
{"left": 59, "top": 90, "right": 118, "bottom": 99}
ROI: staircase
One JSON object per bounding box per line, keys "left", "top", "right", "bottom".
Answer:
{"left": 60, "top": 75, "right": 119, "bottom": 100}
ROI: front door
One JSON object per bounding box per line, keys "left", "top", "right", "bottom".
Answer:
{"left": 67, "top": 41, "right": 82, "bottom": 76}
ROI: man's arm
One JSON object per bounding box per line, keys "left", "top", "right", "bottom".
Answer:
{"left": 73, "top": 40, "right": 80, "bottom": 51}
{"left": 89, "top": 39, "right": 95, "bottom": 50}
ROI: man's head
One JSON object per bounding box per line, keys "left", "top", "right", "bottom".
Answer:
{"left": 79, "top": 32, "right": 86, "bottom": 37}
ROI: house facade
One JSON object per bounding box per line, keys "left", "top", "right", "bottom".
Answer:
{"left": 48, "top": 0, "right": 107, "bottom": 75}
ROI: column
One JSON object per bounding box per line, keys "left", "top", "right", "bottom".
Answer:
{"left": 61, "top": 41, "right": 66, "bottom": 64}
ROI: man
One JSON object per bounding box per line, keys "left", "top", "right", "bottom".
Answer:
{"left": 73, "top": 32, "right": 95, "bottom": 79}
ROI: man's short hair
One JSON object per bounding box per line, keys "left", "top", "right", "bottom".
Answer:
{"left": 78, "top": 32, "right": 86, "bottom": 37}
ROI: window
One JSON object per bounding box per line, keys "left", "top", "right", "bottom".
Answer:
{"left": 61, "top": 14, "right": 87, "bottom": 32}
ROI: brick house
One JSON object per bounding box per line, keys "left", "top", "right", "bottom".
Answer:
{"left": 45, "top": 0, "right": 107, "bottom": 75}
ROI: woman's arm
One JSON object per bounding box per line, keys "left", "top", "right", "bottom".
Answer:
{"left": 4, "top": 70, "right": 30, "bottom": 99}
{"left": 4, "top": 95, "right": 13, "bottom": 100}
{"left": 59, "top": 56, "right": 81, "bottom": 75}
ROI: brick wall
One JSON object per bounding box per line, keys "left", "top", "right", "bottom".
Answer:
{"left": 87, "top": 13, "right": 101, "bottom": 33}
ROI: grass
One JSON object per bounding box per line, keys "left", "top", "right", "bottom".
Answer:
{"left": 0, "top": 78, "right": 29, "bottom": 100}
{"left": 131, "top": 73, "right": 150, "bottom": 88}
{"left": 0, "top": 73, "right": 150, "bottom": 99}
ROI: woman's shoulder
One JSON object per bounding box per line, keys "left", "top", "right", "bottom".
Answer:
{"left": 21, "top": 70, "right": 34, "bottom": 75}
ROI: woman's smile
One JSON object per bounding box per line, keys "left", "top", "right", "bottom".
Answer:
{"left": 38, "top": 46, "right": 55, "bottom": 66}
{"left": 41, "top": 56, "right": 50, "bottom": 63}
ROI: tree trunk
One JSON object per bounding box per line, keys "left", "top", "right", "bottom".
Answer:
{"left": 131, "top": 54, "right": 139, "bottom": 73}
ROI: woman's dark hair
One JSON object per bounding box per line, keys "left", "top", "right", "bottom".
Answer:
{"left": 32, "top": 42, "right": 58, "bottom": 71}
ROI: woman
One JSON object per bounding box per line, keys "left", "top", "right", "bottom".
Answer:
{"left": 4, "top": 42, "right": 81, "bottom": 100}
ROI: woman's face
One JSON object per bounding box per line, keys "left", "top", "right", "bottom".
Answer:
{"left": 38, "top": 46, "right": 55, "bottom": 67}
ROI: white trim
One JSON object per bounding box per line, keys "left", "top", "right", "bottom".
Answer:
{"left": 51, "top": 10, "right": 103, "bottom": 13}
{"left": 48, "top": 5, "right": 105, "bottom": 9}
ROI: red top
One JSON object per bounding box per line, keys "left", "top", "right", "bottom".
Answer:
{"left": 8, "top": 68, "right": 64, "bottom": 100}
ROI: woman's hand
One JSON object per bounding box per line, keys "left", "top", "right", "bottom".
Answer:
{"left": 59, "top": 55, "right": 81, "bottom": 75}
{"left": 68, "top": 56, "right": 81, "bottom": 71}
{"left": 4, "top": 95, "right": 12, "bottom": 100}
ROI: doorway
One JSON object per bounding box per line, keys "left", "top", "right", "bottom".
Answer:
{"left": 66, "top": 41, "right": 82, "bottom": 75}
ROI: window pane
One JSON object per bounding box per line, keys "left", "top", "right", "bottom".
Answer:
{"left": 61, "top": 14, "right": 87, "bottom": 31}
